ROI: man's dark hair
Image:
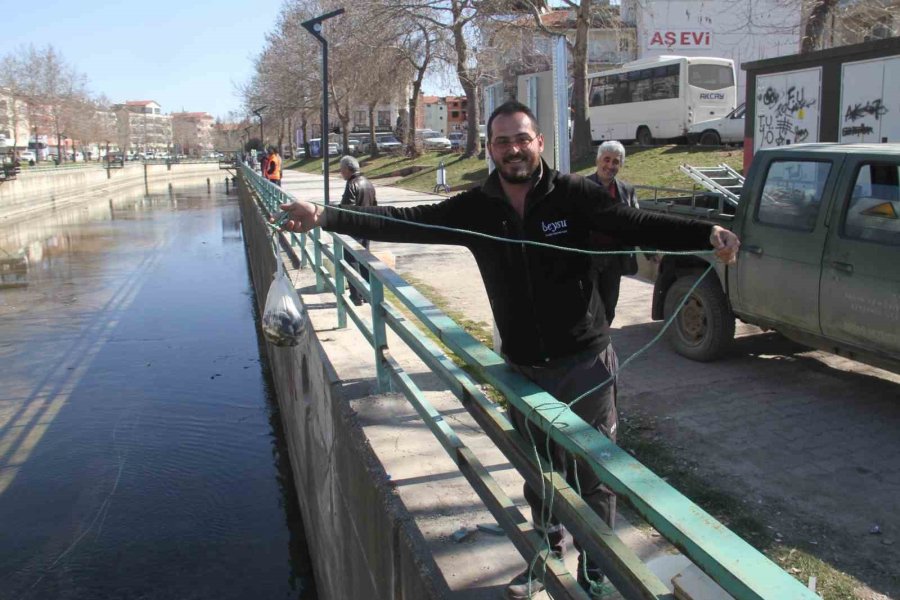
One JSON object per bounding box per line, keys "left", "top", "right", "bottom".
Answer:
{"left": 486, "top": 100, "right": 541, "bottom": 142}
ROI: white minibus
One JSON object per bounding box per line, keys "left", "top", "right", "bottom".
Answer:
{"left": 588, "top": 56, "right": 736, "bottom": 145}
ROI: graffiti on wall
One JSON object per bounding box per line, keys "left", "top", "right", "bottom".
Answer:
{"left": 841, "top": 98, "right": 889, "bottom": 138}
{"left": 754, "top": 68, "right": 821, "bottom": 153}
{"left": 756, "top": 85, "right": 816, "bottom": 145}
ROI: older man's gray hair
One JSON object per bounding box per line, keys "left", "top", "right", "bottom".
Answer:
{"left": 339, "top": 155, "right": 360, "bottom": 173}
{"left": 596, "top": 140, "right": 626, "bottom": 163}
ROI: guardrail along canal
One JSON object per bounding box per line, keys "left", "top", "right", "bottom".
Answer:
{"left": 0, "top": 181, "right": 316, "bottom": 599}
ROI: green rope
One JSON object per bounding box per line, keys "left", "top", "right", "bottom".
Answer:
{"left": 271, "top": 198, "right": 717, "bottom": 259}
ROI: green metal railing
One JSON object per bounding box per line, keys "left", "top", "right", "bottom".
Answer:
{"left": 240, "top": 163, "right": 817, "bottom": 600}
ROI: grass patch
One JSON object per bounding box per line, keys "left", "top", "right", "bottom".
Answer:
{"left": 289, "top": 151, "right": 488, "bottom": 195}
{"left": 289, "top": 145, "right": 742, "bottom": 197}
{"left": 621, "top": 412, "right": 865, "bottom": 599}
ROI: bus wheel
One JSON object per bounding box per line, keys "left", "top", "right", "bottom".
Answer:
{"left": 699, "top": 131, "right": 721, "bottom": 146}
{"left": 636, "top": 126, "right": 653, "bottom": 146}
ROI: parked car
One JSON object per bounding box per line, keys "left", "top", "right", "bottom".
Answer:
{"left": 346, "top": 136, "right": 365, "bottom": 155}
{"left": 421, "top": 131, "right": 452, "bottom": 151}
{"left": 448, "top": 132, "right": 465, "bottom": 151}
{"left": 19, "top": 151, "right": 36, "bottom": 163}
{"left": 687, "top": 103, "right": 745, "bottom": 146}
{"left": 375, "top": 133, "right": 402, "bottom": 153}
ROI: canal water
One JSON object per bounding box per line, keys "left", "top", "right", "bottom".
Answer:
{"left": 0, "top": 179, "right": 317, "bottom": 599}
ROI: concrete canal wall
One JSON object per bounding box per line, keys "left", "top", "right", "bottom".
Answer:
{"left": 0, "top": 162, "right": 225, "bottom": 222}
{"left": 237, "top": 178, "right": 447, "bottom": 600}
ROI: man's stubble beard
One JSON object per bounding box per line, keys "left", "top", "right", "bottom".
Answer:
{"left": 496, "top": 152, "right": 539, "bottom": 184}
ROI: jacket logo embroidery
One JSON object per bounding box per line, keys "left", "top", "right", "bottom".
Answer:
{"left": 541, "top": 219, "right": 568, "bottom": 237}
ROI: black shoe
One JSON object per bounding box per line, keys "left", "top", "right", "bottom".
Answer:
{"left": 577, "top": 554, "right": 614, "bottom": 599}
{"left": 577, "top": 573, "right": 615, "bottom": 599}
{"left": 350, "top": 294, "right": 363, "bottom": 306}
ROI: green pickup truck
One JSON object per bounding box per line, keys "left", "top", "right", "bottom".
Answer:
{"left": 639, "top": 143, "right": 900, "bottom": 373}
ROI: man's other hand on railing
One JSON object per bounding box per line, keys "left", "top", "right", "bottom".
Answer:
{"left": 275, "top": 201, "right": 323, "bottom": 233}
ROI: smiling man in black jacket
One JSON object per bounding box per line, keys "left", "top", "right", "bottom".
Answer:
{"left": 279, "top": 101, "right": 739, "bottom": 598}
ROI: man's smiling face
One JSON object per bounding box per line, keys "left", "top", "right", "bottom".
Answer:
{"left": 488, "top": 112, "right": 544, "bottom": 184}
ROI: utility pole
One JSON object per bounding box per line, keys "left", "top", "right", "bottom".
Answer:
{"left": 302, "top": 7, "right": 345, "bottom": 205}
{"left": 253, "top": 106, "right": 267, "bottom": 147}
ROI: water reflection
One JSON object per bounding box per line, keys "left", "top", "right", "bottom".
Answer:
{"left": 0, "top": 178, "right": 317, "bottom": 599}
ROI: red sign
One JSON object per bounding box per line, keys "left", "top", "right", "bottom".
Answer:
{"left": 648, "top": 30, "right": 712, "bottom": 49}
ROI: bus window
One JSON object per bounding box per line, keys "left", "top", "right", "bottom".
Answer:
{"left": 688, "top": 64, "right": 734, "bottom": 90}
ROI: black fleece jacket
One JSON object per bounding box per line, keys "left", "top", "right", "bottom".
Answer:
{"left": 321, "top": 162, "right": 715, "bottom": 366}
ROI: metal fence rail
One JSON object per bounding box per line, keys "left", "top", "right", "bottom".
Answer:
{"left": 240, "top": 163, "right": 816, "bottom": 600}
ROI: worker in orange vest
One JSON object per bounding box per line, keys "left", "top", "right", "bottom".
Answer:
{"left": 265, "top": 146, "right": 282, "bottom": 187}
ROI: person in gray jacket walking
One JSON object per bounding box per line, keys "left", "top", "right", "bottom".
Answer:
{"left": 339, "top": 155, "right": 377, "bottom": 305}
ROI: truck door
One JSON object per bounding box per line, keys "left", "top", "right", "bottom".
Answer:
{"left": 820, "top": 156, "right": 900, "bottom": 357}
{"left": 735, "top": 156, "right": 837, "bottom": 333}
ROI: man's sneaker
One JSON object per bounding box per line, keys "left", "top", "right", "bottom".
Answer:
{"left": 505, "top": 567, "right": 546, "bottom": 599}
{"left": 577, "top": 574, "right": 616, "bottom": 599}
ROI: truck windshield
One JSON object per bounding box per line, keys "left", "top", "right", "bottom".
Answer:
{"left": 689, "top": 65, "right": 734, "bottom": 90}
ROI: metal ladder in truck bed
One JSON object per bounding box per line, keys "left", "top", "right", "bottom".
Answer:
{"left": 679, "top": 163, "right": 744, "bottom": 207}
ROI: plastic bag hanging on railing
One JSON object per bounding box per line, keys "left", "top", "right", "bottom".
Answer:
{"left": 261, "top": 241, "right": 307, "bottom": 346}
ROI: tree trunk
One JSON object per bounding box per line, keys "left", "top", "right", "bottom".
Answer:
{"left": 341, "top": 115, "right": 351, "bottom": 154}
{"left": 288, "top": 116, "right": 294, "bottom": 158}
{"left": 570, "top": 1, "right": 593, "bottom": 165}
{"left": 801, "top": 0, "right": 838, "bottom": 53}
{"left": 301, "top": 115, "right": 309, "bottom": 157}
{"left": 407, "top": 81, "right": 424, "bottom": 157}
{"left": 368, "top": 103, "right": 379, "bottom": 158}
{"left": 453, "top": 18, "right": 481, "bottom": 158}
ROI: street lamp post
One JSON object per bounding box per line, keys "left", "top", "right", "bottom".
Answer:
{"left": 302, "top": 8, "right": 344, "bottom": 206}
{"left": 252, "top": 106, "right": 266, "bottom": 147}
{"left": 106, "top": 141, "right": 111, "bottom": 179}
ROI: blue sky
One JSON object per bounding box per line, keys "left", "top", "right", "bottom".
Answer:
{"left": 0, "top": 0, "right": 282, "bottom": 120}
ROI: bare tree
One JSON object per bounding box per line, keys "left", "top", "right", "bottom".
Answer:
{"left": 496, "top": 1, "right": 621, "bottom": 164}
{"left": 0, "top": 55, "right": 30, "bottom": 154}
{"left": 374, "top": 0, "right": 497, "bottom": 158}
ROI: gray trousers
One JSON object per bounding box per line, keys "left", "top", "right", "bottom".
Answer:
{"left": 508, "top": 345, "right": 619, "bottom": 575}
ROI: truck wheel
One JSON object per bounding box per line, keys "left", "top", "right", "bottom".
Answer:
{"left": 664, "top": 274, "right": 735, "bottom": 361}
{"left": 699, "top": 131, "right": 721, "bottom": 146}
{"left": 636, "top": 126, "right": 653, "bottom": 146}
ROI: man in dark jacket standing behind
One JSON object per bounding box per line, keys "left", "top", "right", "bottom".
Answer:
{"left": 587, "top": 140, "right": 639, "bottom": 325}
{"left": 339, "top": 155, "right": 377, "bottom": 305}
{"left": 279, "top": 102, "right": 739, "bottom": 598}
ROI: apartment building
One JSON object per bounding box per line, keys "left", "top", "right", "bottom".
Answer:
{"left": 0, "top": 90, "right": 31, "bottom": 153}
{"left": 421, "top": 96, "right": 468, "bottom": 135}
{"left": 114, "top": 100, "right": 173, "bottom": 155}
{"left": 172, "top": 111, "right": 215, "bottom": 156}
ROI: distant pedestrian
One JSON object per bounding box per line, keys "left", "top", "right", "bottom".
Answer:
{"left": 587, "top": 140, "right": 640, "bottom": 325}
{"left": 265, "top": 147, "right": 282, "bottom": 187}
{"left": 338, "top": 155, "right": 377, "bottom": 306}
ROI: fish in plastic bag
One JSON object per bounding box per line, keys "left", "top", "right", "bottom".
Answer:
{"left": 262, "top": 257, "right": 307, "bottom": 346}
